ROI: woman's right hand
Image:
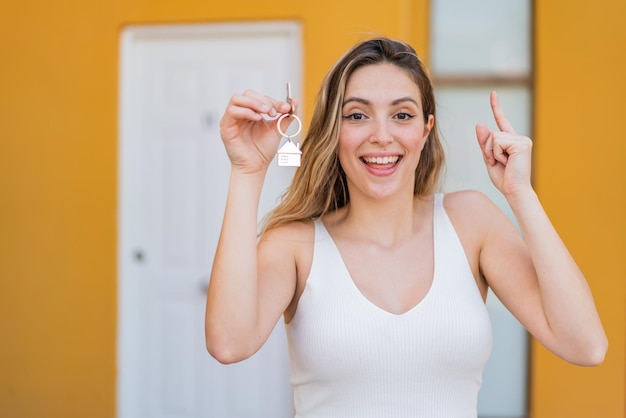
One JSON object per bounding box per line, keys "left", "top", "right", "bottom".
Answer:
{"left": 219, "top": 89, "right": 298, "bottom": 174}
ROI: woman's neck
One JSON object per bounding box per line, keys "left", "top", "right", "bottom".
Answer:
{"left": 328, "top": 191, "right": 433, "bottom": 247}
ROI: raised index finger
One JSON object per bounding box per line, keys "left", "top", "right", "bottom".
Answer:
{"left": 490, "top": 91, "right": 516, "bottom": 134}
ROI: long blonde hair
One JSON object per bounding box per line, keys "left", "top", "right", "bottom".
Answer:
{"left": 262, "top": 37, "right": 445, "bottom": 234}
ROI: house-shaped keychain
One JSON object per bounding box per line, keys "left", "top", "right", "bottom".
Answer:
{"left": 277, "top": 140, "right": 302, "bottom": 167}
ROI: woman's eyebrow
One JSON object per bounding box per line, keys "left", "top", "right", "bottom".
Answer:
{"left": 391, "top": 97, "right": 419, "bottom": 106}
{"left": 342, "top": 96, "right": 419, "bottom": 107}
{"left": 342, "top": 97, "right": 370, "bottom": 107}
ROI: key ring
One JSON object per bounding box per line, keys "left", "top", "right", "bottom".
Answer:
{"left": 276, "top": 82, "right": 302, "bottom": 139}
{"left": 276, "top": 113, "right": 302, "bottom": 138}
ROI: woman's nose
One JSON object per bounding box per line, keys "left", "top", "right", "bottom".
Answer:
{"left": 369, "top": 120, "right": 393, "bottom": 145}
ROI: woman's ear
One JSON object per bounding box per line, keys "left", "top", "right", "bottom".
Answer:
{"left": 423, "top": 114, "right": 434, "bottom": 139}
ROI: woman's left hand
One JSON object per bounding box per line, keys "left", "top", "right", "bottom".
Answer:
{"left": 475, "top": 91, "right": 533, "bottom": 197}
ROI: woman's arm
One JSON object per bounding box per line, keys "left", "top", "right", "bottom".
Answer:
{"left": 205, "top": 91, "right": 298, "bottom": 364}
{"left": 474, "top": 92, "right": 607, "bottom": 366}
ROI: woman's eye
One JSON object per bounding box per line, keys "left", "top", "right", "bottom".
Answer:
{"left": 343, "top": 112, "right": 366, "bottom": 121}
{"left": 395, "top": 112, "right": 415, "bottom": 120}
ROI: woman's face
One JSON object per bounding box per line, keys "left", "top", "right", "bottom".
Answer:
{"left": 338, "top": 62, "right": 434, "bottom": 201}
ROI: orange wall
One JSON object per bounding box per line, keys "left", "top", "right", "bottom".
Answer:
{"left": 0, "top": 1, "right": 427, "bottom": 416}
{"left": 1, "top": 0, "right": 624, "bottom": 417}
{"left": 531, "top": 0, "right": 626, "bottom": 417}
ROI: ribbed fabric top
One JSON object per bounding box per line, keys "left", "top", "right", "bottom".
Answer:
{"left": 285, "top": 194, "right": 493, "bottom": 418}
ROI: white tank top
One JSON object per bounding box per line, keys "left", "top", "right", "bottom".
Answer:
{"left": 285, "top": 194, "right": 493, "bottom": 418}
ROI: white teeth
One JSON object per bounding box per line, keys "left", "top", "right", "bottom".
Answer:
{"left": 363, "top": 156, "right": 399, "bottom": 165}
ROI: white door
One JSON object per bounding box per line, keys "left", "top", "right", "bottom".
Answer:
{"left": 118, "top": 22, "right": 301, "bottom": 418}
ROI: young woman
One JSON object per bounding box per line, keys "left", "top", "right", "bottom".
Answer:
{"left": 206, "top": 37, "right": 607, "bottom": 417}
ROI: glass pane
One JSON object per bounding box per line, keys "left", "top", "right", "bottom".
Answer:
{"left": 431, "top": 0, "right": 531, "bottom": 76}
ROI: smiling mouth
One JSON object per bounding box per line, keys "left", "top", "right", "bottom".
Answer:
{"left": 361, "top": 155, "right": 401, "bottom": 167}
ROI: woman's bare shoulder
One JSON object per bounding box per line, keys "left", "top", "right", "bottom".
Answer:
{"left": 443, "top": 189, "right": 510, "bottom": 239}
{"left": 260, "top": 219, "right": 316, "bottom": 248}
{"left": 443, "top": 189, "right": 503, "bottom": 220}
{"left": 443, "top": 189, "right": 492, "bottom": 209}
{"left": 260, "top": 220, "right": 316, "bottom": 323}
